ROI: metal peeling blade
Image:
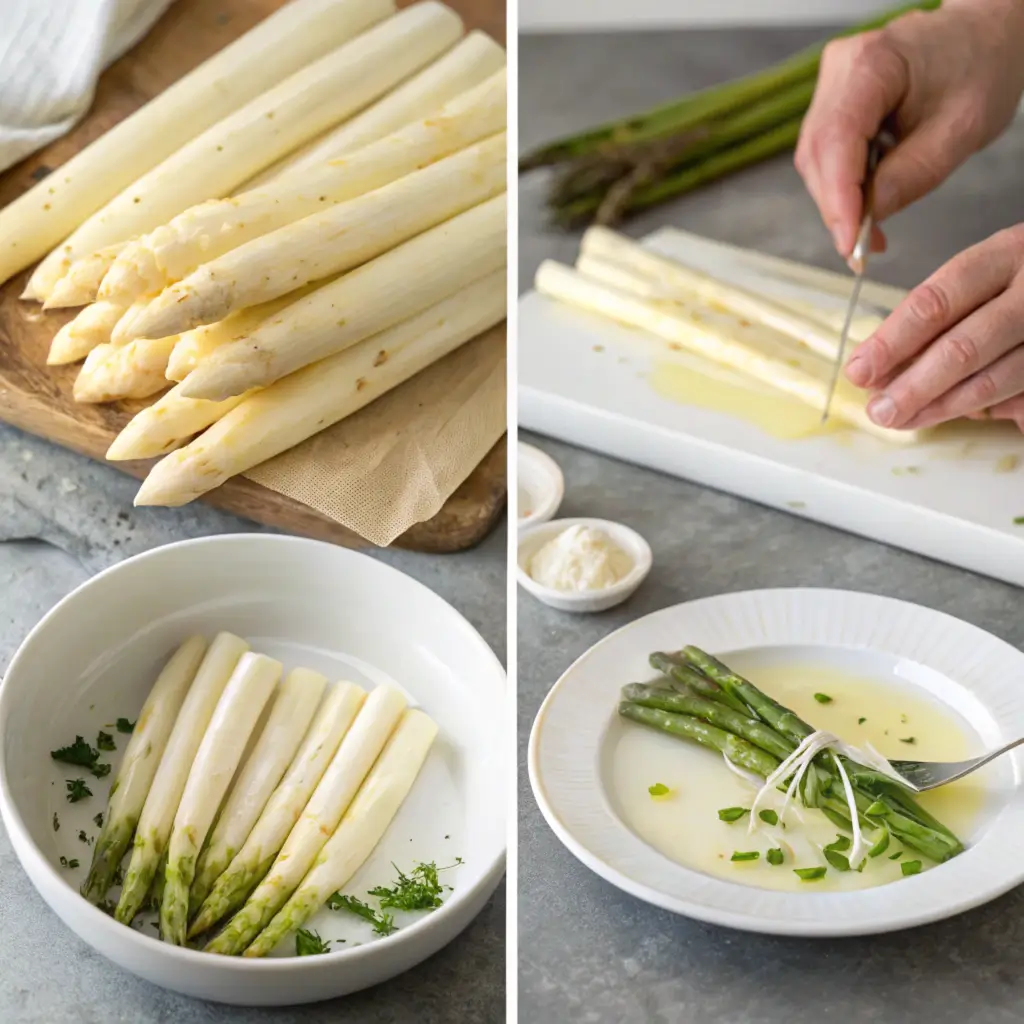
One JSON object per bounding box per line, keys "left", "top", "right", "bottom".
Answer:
{"left": 821, "top": 271, "right": 865, "bottom": 424}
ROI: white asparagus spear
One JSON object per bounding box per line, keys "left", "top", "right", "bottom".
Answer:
{"left": 48, "top": 301, "right": 125, "bottom": 365}
{"left": 160, "top": 652, "right": 281, "bottom": 944}
{"left": 10, "top": 0, "right": 395, "bottom": 298}
{"left": 248, "top": 30, "right": 505, "bottom": 188}
{"left": 534, "top": 259, "right": 920, "bottom": 445}
{"left": 188, "top": 667, "right": 328, "bottom": 913}
{"left": 81, "top": 636, "right": 208, "bottom": 904}
{"left": 135, "top": 269, "right": 505, "bottom": 506}
{"left": 29, "top": 2, "right": 462, "bottom": 305}
{"left": 44, "top": 245, "right": 126, "bottom": 310}
{"left": 243, "top": 708, "right": 438, "bottom": 957}
{"left": 580, "top": 226, "right": 847, "bottom": 361}
{"left": 115, "top": 632, "right": 249, "bottom": 924}
{"left": 73, "top": 337, "right": 178, "bottom": 403}
{"left": 100, "top": 70, "right": 507, "bottom": 309}
{"left": 205, "top": 685, "right": 408, "bottom": 954}
{"left": 128, "top": 133, "right": 507, "bottom": 342}
{"left": 189, "top": 682, "right": 366, "bottom": 937}
{"left": 178, "top": 191, "right": 506, "bottom": 403}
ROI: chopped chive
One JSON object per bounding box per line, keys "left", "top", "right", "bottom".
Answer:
{"left": 865, "top": 800, "right": 888, "bottom": 817}
{"left": 648, "top": 783, "right": 670, "bottom": 797}
{"left": 899, "top": 737, "right": 916, "bottom": 745}
{"left": 813, "top": 693, "right": 833, "bottom": 704}
{"left": 758, "top": 810, "right": 779, "bottom": 826}
{"left": 766, "top": 848, "right": 784, "bottom": 866}
{"left": 901, "top": 860, "right": 923, "bottom": 877}
{"left": 794, "top": 867, "right": 827, "bottom": 881}
{"left": 857, "top": 717, "right": 867, "bottom": 725}
{"left": 869, "top": 829, "right": 891, "bottom": 858}
{"left": 730, "top": 851, "right": 759, "bottom": 862}
{"left": 717, "top": 807, "right": 748, "bottom": 823}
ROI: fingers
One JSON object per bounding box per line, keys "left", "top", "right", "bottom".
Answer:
{"left": 900, "top": 345, "right": 1024, "bottom": 430}
{"left": 864, "top": 284, "right": 1024, "bottom": 428}
{"left": 989, "top": 395, "right": 1024, "bottom": 432}
{"left": 845, "top": 228, "right": 1024, "bottom": 390}
{"left": 795, "top": 32, "right": 908, "bottom": 256}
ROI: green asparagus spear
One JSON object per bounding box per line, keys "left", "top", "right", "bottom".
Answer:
{"left": 649, "top": 653, "right": 749, "bottom": 715}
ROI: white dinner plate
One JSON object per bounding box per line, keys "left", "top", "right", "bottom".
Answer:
{"left": 528, "top": 588, "right": 1024, "bottom": 936}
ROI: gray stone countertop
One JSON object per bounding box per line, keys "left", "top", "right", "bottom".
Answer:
{"left": 518, "top": 27, "right": 1024, "bottom": 1024}
{"left": 0, "top": 427, "right": 506, "bottom": 1021}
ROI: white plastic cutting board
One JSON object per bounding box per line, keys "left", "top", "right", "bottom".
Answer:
{"left": 518, "top": 227, "right": 1024, "bottom": 588}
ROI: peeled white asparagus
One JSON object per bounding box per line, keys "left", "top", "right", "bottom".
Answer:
{"left": 44, "top": 245, "right": 126, "bottom": 310}
{"left": 580, "top": 226, "right": 850, "bottom": 361}
{"left": 30, "top": 2, "right": 462, "bottom": 303}
{"left": 82, "top": 636, "right": 208, "bottom": 904}
{"left": 534, "top": 260, "right": 920, "bottom": 445}
{"left": 128, "top": 132, "right": 507, "bottom": 342}
{"left": 188, "top": 667, "right": 328, "bottom": 913}
{"left": 115, "top": 632, "right": 249, "bottom": 924}
{"left": 100, "top": 69, "right": 506, "bottom": 309}
{"left": 160, "top": 652, "right": 281, "bottom": 944}
{"left": 205, "top": 685, "right": 408, "bottom": 954}
{"left": 73, "top": 337, "right": 178, "bottom": 403}
{"left": 135, "top": 268, "right": 505, "bottom": 506}
{"left": 15, "top": 0, "right": 395, "bottom": 299}
{"left": 178, "top": 191, "right": 507, "bottom": 403}
{"left": 244, "top": 708, "right": 438, "bottom": 957}
{"left": 248, "top": 30, "right": 505, "bottom": 188}
{"left": 47, "top": 301, "right": 125, "bottom": 365}
{"left": 189, "top": 682, "right": 366, "bottom": 937}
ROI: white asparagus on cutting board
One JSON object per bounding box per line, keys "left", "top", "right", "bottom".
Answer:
{"left": 115, "top": 632, "right": 249, "bottom": 925}
{"left": 249, "top": 29, "right": 505, "bottom": 188}
{"left": 188, "top": 667, "right": 328, "bottom": 914}
{"left": 580, "top": 226, "right": 850, "bottom": 362}
{"left": 81, "top": 636, "right": 208, "bottom": 904}
{"left": 28, "top": 1, "right": 462, "bottom": 307}
{"left": 204, "top": 685, "right": 408, "bottom": 953}
{"left": 16, "top": 0, "right": 395, "bottom": 301}
{"left": 189, "top": 682, "right": 366, "bottom": 937}
{"left": 177, "top": 191, "right": 506, "bottom": 403}
{"left": 47, "top": 301, "right": 125, "bottom": 365}
{"left": 73, "top": 337, "right": 178, "bottom": 404}
{"left": 134, "top": 268, "right": 505, "bottom": 506}
{"left": 159, "top": 652, "right": 282, "bottom": 945}
{"left": 243, "top": 708, "right": 438, "bottom": 957}
{"left": 126, "top": 132, "right": 507, "bottom": 342}
{"left": 44, "top": 244, "right": 126, "bottom": 310}
{"left": 534, "top": 260, "right": 920, "bottom": 445}
{"left": 100, "top": 70, "right": 507, "bottom": 310}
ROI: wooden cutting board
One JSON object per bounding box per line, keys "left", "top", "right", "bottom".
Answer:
{"left": 0, "top": 0, "right": 507, "bottom": 554}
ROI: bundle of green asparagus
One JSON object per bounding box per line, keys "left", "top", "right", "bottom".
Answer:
{"left": 520, "top": 2, "right": 941, "bottom": 228}
{"left": 619, "top": 646, "right": 963, "bottom": 869}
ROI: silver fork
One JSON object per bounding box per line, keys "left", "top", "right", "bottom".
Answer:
{"left": 889, "top": 737, "right": 1024, "bottom": 791}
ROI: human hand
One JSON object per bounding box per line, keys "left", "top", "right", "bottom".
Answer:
{"left": 845, "top": 224, "right": 1024, "bottom": 430}
{"left": 795, "top": 0, "right": 1024, "bottom": 260}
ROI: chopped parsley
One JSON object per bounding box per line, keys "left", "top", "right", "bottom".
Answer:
{"left": 758, "top": 810, "right": 778, "bottom": 827}
{"left": 295, "top": 929, "right": 332, "bottom": 955}
{"left": 96, "top": 731, "right": 115, "bottom": 752}
{"left": 52, "top": 812, "right": 60, "bottom": 832}
{"left": 823, "top": 849, "right": 850, "bottom": 871}
{"left": 813, "top": 693, "right": 833, "bottom": 704}
{"left": 51, "top": 736, "right": 99, "bottom": 768}
{"left": 93, "top": 812, "right": 104, "bottom": 828}
{"left": 89, "top": 762, "right": 112, "bottom": 779}
{"left": 899, "top": 737, "right": 916, "bottom": 745}
{"left": 901, "top": 860, "right": 923, "bottom": 877}
{"left": 368, "top": 860, "right": 460, "bottom": 912}
{"left": 826, "top": 835, "right": 851, "bottom": 852}
{"left": 889, "top": 850, "right": 903, "bottom": 860}
{"left": 717, "top": 807, "right": 748, "bottom": 823}
{"left": 1014, "top": 516, "right": 1024, "bottom": 526}
{"left": 65, "top": 778, "right": 92, "bottom": 803}
{"left": 113, "top": 866, "right": 125, "bottom": 887}
{"left": 766, "top": 848, "right": 784, "bottom": 866}
{"left": 648, "top": 783, "right": 670, "bottom": 797}
{"left": 869, "top": 829, "right": 891, "bottom": 858}
{"left": 730, "top": 851, "right": 759, "bottom": 862}
{"left": 96, "top": 899, "right": 116, "bottom": 916}
{"left": 59, "top": 856, "right": 80, "bottom": 869}
{"left": 78, "top": 830, "right": 93, "bottom": 845}
{"left": 794, "top": 867, "right": 828, "bottom": 881}
{"left": 858, "top": 717, "right": 867, "bottom": 725}
{"left": 326, "top": 894, "right": 396, "bottom": 936}
{"left": 116, "top": 718, "right": 136, "bottom": 734}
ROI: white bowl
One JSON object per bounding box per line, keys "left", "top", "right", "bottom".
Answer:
{"left": 0, "top": 535, "right": 505, "bottom": 1006}
{"left": 517, "top": 517, "right": 652, "bottom": 613}
{"left": 517, "top": 442, "right": 564, "bottom": 531}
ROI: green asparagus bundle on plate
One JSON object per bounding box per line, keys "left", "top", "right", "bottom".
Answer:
{"left": 619, "top": 646, "right": 963, "bottom": 870}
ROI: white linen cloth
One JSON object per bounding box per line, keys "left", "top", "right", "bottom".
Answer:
{"left": 0, "top": 0, "right": 173, "bottom": 174}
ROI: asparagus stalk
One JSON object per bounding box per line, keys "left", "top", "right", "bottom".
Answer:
{"left": 648, "top": 652, "right": 749, "bottom": 715}
{"left": 82, "top": 636, "right": 207, "bottom": 904}
{"left": 160, "top": 653, "right": 281, "bottom": 945}
{"left": 44, "top": 245, "right": 126, "bottom": 310}
{"left": 73, "top": 337, "right": 178, "bottom": 404}
{"left": 47, "top": 301, "right": 126, "bottom": 366}
{"left": 189, "top": 682, "right": 366, "bottom": 937}
{"left": 188, "top": 667, "right": 328, "bottom": 915}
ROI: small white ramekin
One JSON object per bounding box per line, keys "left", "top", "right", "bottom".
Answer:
{"left": 517, "top": 443, "right": 565, "bottom": 532}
